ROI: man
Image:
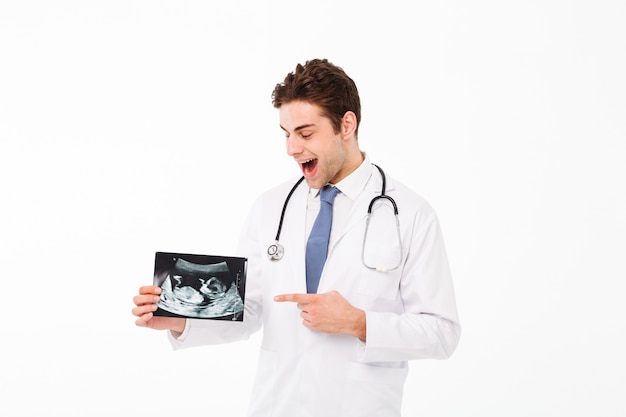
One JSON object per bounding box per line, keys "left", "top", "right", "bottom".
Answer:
{"left": 132, "top": 58, "right": 461, "bottom": 416}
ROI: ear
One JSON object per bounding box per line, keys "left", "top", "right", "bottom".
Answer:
{"left": 340, "top": 111, "right": 357, "bottom": 140}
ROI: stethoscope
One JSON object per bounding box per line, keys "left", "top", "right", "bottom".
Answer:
{"left": 267, "top": 164, "right": 403, "bottom": 272}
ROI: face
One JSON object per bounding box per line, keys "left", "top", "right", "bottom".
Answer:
{"left": 280, "top": 100, "right": 354, "bottom": 189}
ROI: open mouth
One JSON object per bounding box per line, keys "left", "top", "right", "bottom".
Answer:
{"left": 301, "top": 158, "right": 318, "bottom": 176}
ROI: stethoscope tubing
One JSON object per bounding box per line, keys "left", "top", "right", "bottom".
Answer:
{"left": 268, "top": 164, "right": 401, "bottom": 270}
{"left": 273, "top": 176, "right": 305, "bottom": 242}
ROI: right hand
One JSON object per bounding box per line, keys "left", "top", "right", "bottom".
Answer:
{"left": 132, "top": 285, "right": 186, "bottom": 334}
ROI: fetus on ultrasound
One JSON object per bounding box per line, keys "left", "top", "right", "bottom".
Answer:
{"left": 156, "top": 257, "right": 244, "bottom": 319}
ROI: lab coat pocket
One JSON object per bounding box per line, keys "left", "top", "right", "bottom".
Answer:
{"left": 341, "top": 362, "right": 407, "bottom": 417}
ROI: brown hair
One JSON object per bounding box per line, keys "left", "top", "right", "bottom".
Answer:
{"left": 271, "top": 58, "right": 361, "bottom": 137}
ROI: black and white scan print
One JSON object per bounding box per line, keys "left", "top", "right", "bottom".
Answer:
{"left": 153, "top": 252, "right": 247, "bottom": 321}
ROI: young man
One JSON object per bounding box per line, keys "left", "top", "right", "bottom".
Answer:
{"left": 132, "top": 58, "right": 460, "bottom": 416}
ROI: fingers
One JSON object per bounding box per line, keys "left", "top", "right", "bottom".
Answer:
{"left": 132, "top": 285, "right": 161, "bottom": 324}
{"left": 274, "top": 293, "right": 315, "bottom": 303}
{"left": 133, "top": 292, "right": 161, "bottom": 307}
{"left": 131, "top": 301, "right": 158, "bottom": 319}
{"left": 133, "top": 286, "right": 161, "bottom": 306}
{"left": 134, "top": 311, "right": 153, "bottom": 327}
{"left": 139, "top": 285, "right": 161, "bottom": 296}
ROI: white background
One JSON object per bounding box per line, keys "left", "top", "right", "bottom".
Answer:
{"left": 1, "top": 1, "right": 624, "bottom": 416}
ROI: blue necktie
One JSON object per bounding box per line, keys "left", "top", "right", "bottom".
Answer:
{"left": 306, "top": 185, "right": 340, "bottom": 294}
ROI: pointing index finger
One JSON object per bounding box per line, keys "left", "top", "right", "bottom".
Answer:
{"left": 274, "top": 293, "right": 314, "bottom": 303}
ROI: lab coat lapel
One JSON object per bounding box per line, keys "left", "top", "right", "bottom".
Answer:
{"left": 315, "top": 169, "right": 385, "bottom": 294}
{"left": 335, "top": 167, "right": 391, "bottom": 244}
{"left": 281, "top": 182, "right": 309, "bottom": 293}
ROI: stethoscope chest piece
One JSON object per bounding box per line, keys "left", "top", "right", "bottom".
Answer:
{"left": 267, "top": 241, "right": 284, "bottom": 261}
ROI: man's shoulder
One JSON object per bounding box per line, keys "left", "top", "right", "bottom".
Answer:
{"left": 386, "top": 175, "right": 437, "bottom": 216}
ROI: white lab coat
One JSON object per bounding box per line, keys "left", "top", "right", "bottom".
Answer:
{"left": 170, "top": 162, "right": 461, "bottom": 417}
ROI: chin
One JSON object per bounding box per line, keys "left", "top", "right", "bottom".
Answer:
{"left": 304, "top": 178, "right": 325, "bottom": 189}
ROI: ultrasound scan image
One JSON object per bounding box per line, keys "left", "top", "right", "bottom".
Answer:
{"left": 153, "top": 252, "right": 246, "bottom": 321}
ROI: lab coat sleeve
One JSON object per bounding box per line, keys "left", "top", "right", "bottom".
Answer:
{"left": 168, "top": 198, "right": 265, "bottom": 350}
{"left": 358, "top": 204, "right": 461, "bottom": 362}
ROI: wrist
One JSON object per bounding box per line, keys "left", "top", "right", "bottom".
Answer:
{"left": 351, "top": 309, "right": 366, "bottom": 342}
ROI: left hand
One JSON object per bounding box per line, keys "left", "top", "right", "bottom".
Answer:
{"left": 274, "top": 290, "right": 366, "bottom": 341}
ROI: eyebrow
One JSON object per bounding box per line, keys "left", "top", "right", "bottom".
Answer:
{"left": 280, "top": 123, "right": 316, "bottom": 133}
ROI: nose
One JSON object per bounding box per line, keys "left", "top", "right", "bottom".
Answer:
{"left": 286, "top": 135, "right": 302, "bottom": 156}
